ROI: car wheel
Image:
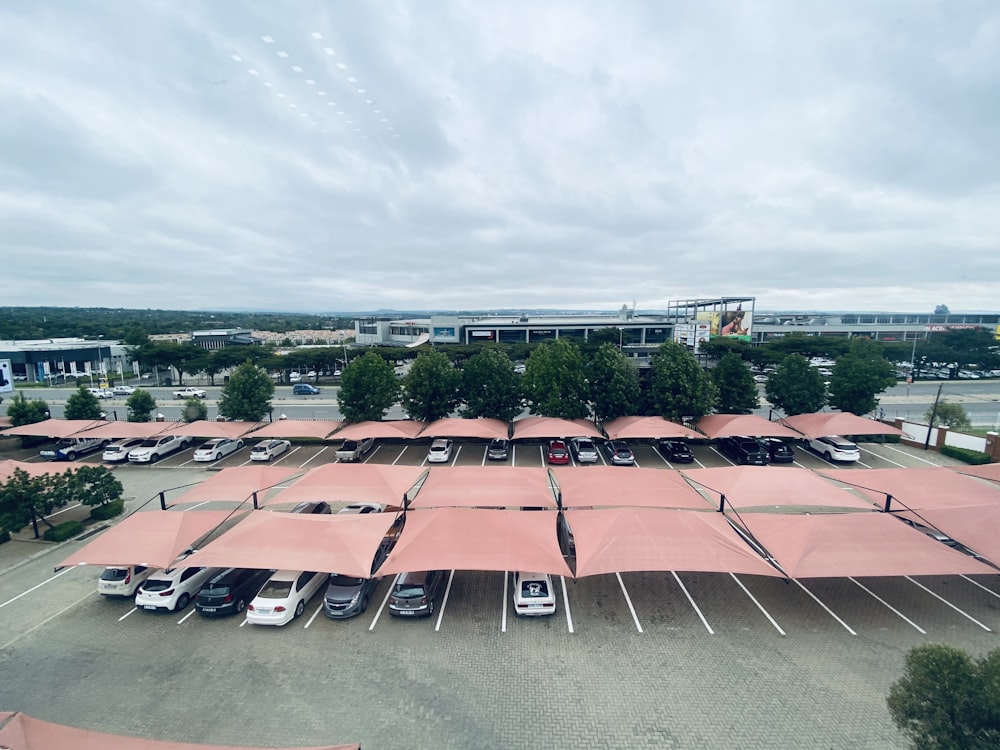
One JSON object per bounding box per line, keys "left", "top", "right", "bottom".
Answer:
{"left": 427, "top": 600, "right": 435, "bottom": 617}
{"left": 174, "top": 593, "right": 190, "bottom": 611}
{"left": 236, "top": 598, "right": 246, "bottom": 613}
{"left": 824, "top": 451, "right": 832, "bottom": 460}
{"left": 150, "top": 452, "right": 159, "bottom": 463}
{"left": 294, "top": 600, "right": 305, "bottom": 618}
{"left": 65, "top": 451, "right": 76, "bottom": 460}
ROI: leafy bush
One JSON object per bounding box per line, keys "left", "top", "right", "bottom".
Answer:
{"left": 42, "top": 520, "right": 85, "bottom": 542}
{"left": 0, "top": 530, "right": 10, "bottom": 544}
{"left": 941, "top": 445, "right": 992, "bottom": 465}
{"left": 89, "top": 498, "right": 125, "bottom": 521}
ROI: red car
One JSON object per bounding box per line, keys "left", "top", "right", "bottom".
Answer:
{"left": 547, "top": 440, "right": 570, "bottom": 465}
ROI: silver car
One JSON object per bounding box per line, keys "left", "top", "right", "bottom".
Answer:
{"left": 569, "top": 437, "right": 599, "bottom": 464}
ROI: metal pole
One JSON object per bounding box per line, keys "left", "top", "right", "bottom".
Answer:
{"left": 923, "top": 383, "right": 944, "bottom": 451}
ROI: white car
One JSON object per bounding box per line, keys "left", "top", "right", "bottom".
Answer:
{"left": 112, "top": 385, "right": 136, "bottom": 396}
{"left": 250, "top": 439, "right": 291, "bottom": 461}
{"left": 173, "top": 387, "right": 207, "bottom": 399}
{"left": 512, "top": 572, "right": 556, "bottom": 617}
{"left": 98, "top": 565, "right": 153, "bottom": 597}
{"left": 337, "top": 502, "right": 383, "bottom": 515}
{"left": 127, "top": 435, "right": 191, "bottom": 463}
{"left": 193, "top": 438, "right": 245, "bottom": 462}
{"left": 808, "top": 435, "right": 861, "bottom": 462}
{"left": 102, "top": 438, "right": 145, "bottom": 463}
{"left": 246, "top": 570, "right": 327, "bottom": 626}
{"left": 135, "top": 566, "right": 221, "bottom": 612}
{"left": 87, "top": 387, "right": 113, "bottom": 399}
{"left": 426, "top": 438, "right": 454, "bottom": 463}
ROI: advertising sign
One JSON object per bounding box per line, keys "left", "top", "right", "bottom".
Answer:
{"left": 0, "top": 359, "right": 13, "bottom": 393}
{"left": 432, "top": 327, "right": 457, "bottom": 339}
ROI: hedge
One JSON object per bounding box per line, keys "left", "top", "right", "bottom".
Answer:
{"left": 90, "top": 498, "right": 125, "bottom": 521}
{"left": 940, "top": 445, "right": 992, "bottom": 465}
{"left": 0, "top": 530, "right": 10, "bottom": 545}
{"left": 43, "top": 520, "right": 85, "bottom": 542}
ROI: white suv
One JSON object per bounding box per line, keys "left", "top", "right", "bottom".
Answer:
{"left": 808, "top": 435, "right": 860, "bottom": 462}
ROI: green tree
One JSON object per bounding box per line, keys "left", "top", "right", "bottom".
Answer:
{"left": 401, "top": 350, "right": 462, "bottom": 422}
{"left": 0, "top": 469, "right": 66, "bottom": 539}
{"left": 5, "top": 392, "right": 50, "bottom": 426}
{"left": 711, "top": 353, "right": 759, "bottom": 414}
{"left": 64, "top": 385, "right": 103, "bottom": 420}
{"left": 934, "top": 304, "right": 950, "bottom": 315}
{"left": 218, "top": 361, "right": 274, "bottom": 421}
{"left": 647, "top": 342, "right": 717, "bottom": 422}
{"left": 765, "top": 354, "right": 828, "bottom": 416}
{"left": 460, "top": 348, "right": 523, "bottom": 422}
{"left": 926, "top": 401, "right": 972, "bottom": 431}
{"left": 588, "top": 343, "right": 640, "bottom": 423}
{"left": 66, "top": 465, "right": 124, "bottom": 507}
{"left": 521, "top": 339, "right": 590, "bottom": 419}
{"left": 126, "top": 389, "right": 157, "bottom": 422}
{"left": 887, "top": 643, "right": 1000, "bottom": 749}
{"left": 182, "top": 398, "right": 208, "bottom": 423}
{"left": 337, "top": 351, "right": 400, "bottom": 423}
{"left": 828, "top": 338, "right": 897, "bottom": 416}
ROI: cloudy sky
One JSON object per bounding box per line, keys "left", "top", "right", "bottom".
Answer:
{"left": 2, "top": 1, "right": 998, "bottom": 314}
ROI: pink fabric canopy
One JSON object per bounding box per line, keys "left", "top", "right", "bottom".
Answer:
{"left": 378, "top": 508, "right": 572, "bottom": 577}
{"left": 333, "top": 420, "right": 425, "bottom": 440}
{"left": 162, "top": 421, "right": 263, "bottom": 439}
{"left": 819, "top": 467, "right": 1000, "bottom": 511}
{"left": 249, "top": 420, "right": 342, "bottom": 439}
{"left": 952, "top": 463, "right": 1000, "bottom": 483}
{"left": 602, "top": 416, "right": 701, "bottom": 441}
{"left": 779, "top": 412, "right": 903, "bottom": 440}
{"left": 694, "top": 414, "right": 801, "bottom": 440}
{"left": 74, "top": 421, "right": 171, "bottom": 439}
{"left": 182, "top": 511, "right": 397, "bottom": 578}
{"left": 901, "top": 504, "right": 1000, "bottom": 565}
{"left": 681, "top": 466, "right": 875, "bottom": 511}
{"left": 550, "top": 466, "right": 711, "bottom": 510}
{"left": 264, "top": 463, "right": 426, "bottom": 508}
{"left": 407, "top": 466, "right": 556, "bottom": 509}
{"left": 511, "top": 416, "right": 603, "bottom": 440}
{"left": 568, "top": 507, "right": 781, "bottom": 578}
{"left": 170, "top": 466, "right": 304, "bottom": 506}
{"left": 740, "top": 512, "right": 996, "bottom": 578}
{"left": 0, "top": 711, "right": 359, "bottom": 750}
{"left": 3, "top": 419, "right": 106, "bottom": 437}
{"left": 418, "top": 417, "right": 509, "bottom": 440}
{"left": 0, "top": 459, "right": 89, "bottom": 482}
{"left": 58, "top": 510, "right": 239, "bottom": 570}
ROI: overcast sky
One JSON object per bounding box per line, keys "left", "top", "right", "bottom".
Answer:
{"left": 2, "top": 1, "right": 998, "bottom": 314}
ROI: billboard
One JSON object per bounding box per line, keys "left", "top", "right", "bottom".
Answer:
{"left": 0, "top": 359, "right": 12, "bottom": 393}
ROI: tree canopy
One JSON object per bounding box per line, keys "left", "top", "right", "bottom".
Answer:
{"left": 401, "top": 350, "right": 462, "bottom": 422}
{"left": 217, "top": 361, "right": 274, "bottom": 421}
{"left": 64, "top": 386, "right": 103, "bottom": 421}
{"left": 337, "top": 351, "right": 400, "bottom": 423}
{"left": 521, "top": 339, "right": 590, "bottom": 419}
{"left": 5, "top": 392, "right": 50, "bottom": 426}
{"left": 828, "top": 338, "right": 897, "bottom": 415}
{"left": 126, "top": 389, "right": 157, "bottom": 422}
{"left": 711, "top": 352, "right": 759, "bottom": 415}
{"left": 926, "top": 400, "right": 972, "bottom": 431}
{"left": 588, "top": 343, "right": 641, "bottom": 423}
{"left": 647, "top": 342, "right": 718, "bottom": 422}
{"left": 460, "top": 348, "right": 524, "bottom": 422}
{"left": 765, "top": 354, "right": 828, "bottom": 416}
{"left": 0, "top": 466, "right": 122, "bottom": 539}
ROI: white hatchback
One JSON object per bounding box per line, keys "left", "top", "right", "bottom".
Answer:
{"left": 135, "top": 566, "right": 220, "bottom": 612}
{"left": 250, "top": 439, "right": 291, "bottom": 462}
{"left": 512, "top": 572, "right": 556, "bottom": 617}
{"left": 246, "top": 570, "right": 327, "bottom": 626}
{"left": 426, "top": 438, "right": 453, "bottom": 463}
{"left": 98, "top": 565, "right": 153, "bottom": 597}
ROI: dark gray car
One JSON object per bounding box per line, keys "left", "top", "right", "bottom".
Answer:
{"left": 388, "top": 570, "right": 446, "bottom": 618}
{"left": 323, "top": 573, "right": 382, "bottom": 619}
{"left": 195, "top": 567, "right": 272, "bottom": 617}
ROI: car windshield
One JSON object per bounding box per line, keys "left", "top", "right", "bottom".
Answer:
{"left": 341, "top": 441, "right": 358, "bottom": 450}
{"left": 329, "top": 575, "right": 364, "bottom": 586}
{"left": 139, "top": 440, "right": 157, "bottom": 447}
{"left": 258, "top": 581, "right": 293, "bottom": 599}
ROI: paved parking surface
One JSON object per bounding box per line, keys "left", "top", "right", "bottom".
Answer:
{"left": 1, "top": 443, "right": 996, "bottom": 748}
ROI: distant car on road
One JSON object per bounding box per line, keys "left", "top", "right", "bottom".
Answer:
{"left": 87, "top": 387, "right": 113, "bottom": 400}
{"left": 292, "top": 383, "right": 321, "bottom": 395}
{"left": 173, "top": 387, "right": 207, "bottom": 399}
{"left": 250, "top": 439, "right": 291, "bottom": 462}
{"left": 112, "top": 385, "right": 136, "bottom": 396}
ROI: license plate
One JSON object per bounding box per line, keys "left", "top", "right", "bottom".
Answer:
{"left": 143, "top": 605, "right": 157, "bottom": 610}
{"left": 529, "top": 603, "right": 543, "bottom": 608}
{"left": 397, "top": 610, "right": 415, "bottom": 616}
{"left": 201, "top": 607, "right": 216, "bottom": 613}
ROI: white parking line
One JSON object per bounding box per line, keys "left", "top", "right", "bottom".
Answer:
{"left": 501, "top": 571, "right": 508, "bottom": 633}
{"left": 368, "top": 574, "right": 399, "bottom": 631}
{"left": 878, "top": 444, "right": 943, "bottom": 466}
{"left": 615, "top": 573, "right": 643, "bottom": 633}
{"left": 793, "top": 579, "right": 856, "bottom": 635}
{"left": 671, "top": 571, "right": 713, "bottom": 634}
{"left": 118, "top": 607, "right": 138, "bottom": 622}
{"left": 0, "top": 567, "right": 74, "bottom": 610}
{"left": 303, "top": 603, "right": 324, "bottom": 628}
{"left": 176, "top": 608, "right": 197, "bottom": 625}
{"left": 560, "top": 575, "right": 574, "bottom": 633}
{"left": 1, "top": 590, "right": 95, "bottom": 650}
{"left": 960, "top": 575, "right": 1000, "bottom": 599}
{"left": 848, "top": 577, "right": 925, "bottom": 633}
{"left": 300, "top": 446, "right": 329, "bottom": 467}
{"left": 729, "top": 573, "right": 785, "bottom": 636}
{"left": 238, "top": 616, "right": 249, "bottom": 627}
{"left": 184, "top": 500, "right": 211, "bottom": 510}
{"left": 906, "top": 576, "right": 993, "bottom": 631}
{"left": 859, "top": 447, "right": 906, "bottom": 467}
{"left": 391, "top": 447, "right": 408, "bottom": 465}
{"left": 46, "top": 502, "right": 82, "bottom": 518}
{"left": 434, "top": 570, "right": 456, "bottom": 632}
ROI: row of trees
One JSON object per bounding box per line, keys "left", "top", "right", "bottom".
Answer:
{"left": 0, "top": 466, "right": 124, "bottom": 539}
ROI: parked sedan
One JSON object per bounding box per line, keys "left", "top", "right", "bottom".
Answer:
{"left": 657, "top": 439, "right": 694, "bottom": 463}
{"left": 546, "top": 439, "right": 571, "bottom": 465}
{"left": 193, "top": 438, "right": 244, "bottom": 462}
{"left": 250, "top": 439, "right": 291, "bottom": 462}
{"left": 569, "top": 437, "right": 599, "bottom": 464}
{"left": 246, "top": 570, "right": 327, "bottom": 626}
{"left": 102, "top": 438, "right": 145, "bottom": 463}
{"left": 323, "top": 572, "right": 382, "bottom": 619}
{"left": 426, "top": 439, "right": 454, "bottom": 464}
{"left": 604, "top": 440, "right": 635, "bottom": 466}
{"left": 135, "top": 566, "right": 220, "bottom": 612}
{"left": 487, "top": 438, "right": 509, "bottom": 461}
{"left": 512, "top": 572, "right": 556, "bottom": 617}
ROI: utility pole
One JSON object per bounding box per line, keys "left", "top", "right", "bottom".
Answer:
{"left": 923, "top": 383, "right": 944, "bottom": 451}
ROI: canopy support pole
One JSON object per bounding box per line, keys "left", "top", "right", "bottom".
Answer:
{"left": 718, "top": 493, "right": 726, "bottom": 513}
{"left": 883, "top": 494, "right": 893, "bottom": 513}
{"left": 158, "top": 492, "right": 167, "bottom": 511}
{"left": 252, "top": 491, "right": 259, "bottom": 510}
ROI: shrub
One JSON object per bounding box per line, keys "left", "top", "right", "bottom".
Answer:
{"left": 89, "top": 498, "right": 125, "bottom": 521}
{"left": 941, "top": 445, "right": 992, "bottom": 465}
{"left": 0, "top": 530, "right": 10, "bottom": 544}
{"left": 42, "top": 520, "right": 85, "bottom": 542}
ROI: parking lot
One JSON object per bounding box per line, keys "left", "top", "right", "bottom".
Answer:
{"left": 1, "top": 440, "right": 998, "bottom": 748}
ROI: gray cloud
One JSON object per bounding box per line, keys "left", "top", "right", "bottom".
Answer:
{"left": 1, "top": 0, "right": 998, "bottom": 314}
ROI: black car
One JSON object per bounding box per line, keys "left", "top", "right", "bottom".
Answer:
{"left": 716, "top": 436, "right": 769, "bottom": 466}
{"left": 657, "top": 439, "right": 694, "bottom": 463}
{"left": 757, "top": 438, "right": 795, "bottom": 463}
{"left": 388, "top": 570, "right": 447, "bottom": 617}
{"left": 195, "top": 567, "right": 272, "bottom": 617}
